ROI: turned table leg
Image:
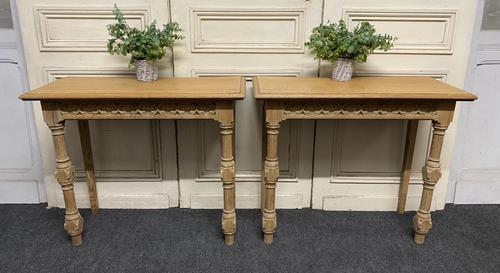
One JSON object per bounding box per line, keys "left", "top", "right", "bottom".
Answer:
{"left": 218, "top": 104, "right": 236, "bottom": 245}
{"left": 78, "top": 120, "right": 99, "bottom": 214}
{"left": 49, "top": 120, "right": 84, "bottom": 246}
{"left": 413, "top": 121, "right": 447, "bottom": 244}
{"left": 262, "top": 119, "right": 279, "bottom": 244}
{"left": 397, "top": 120, "right": 418, "bottom": 214}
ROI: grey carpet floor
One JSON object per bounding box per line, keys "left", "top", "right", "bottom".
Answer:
{"left": 0, "top": 204, "right": 499, "bottom": 273}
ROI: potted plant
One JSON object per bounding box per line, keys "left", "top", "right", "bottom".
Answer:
{"left": 305, "top": 19, "right": 396, "bottom": 82}
{"left": 107, "top": 6, "right": 183, "bottom": 82}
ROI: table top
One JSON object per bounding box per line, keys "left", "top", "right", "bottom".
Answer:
{"left": 19, "top": 77, "right": 246, "bottom": 101}
{"left": 253, "top": 76, "right": 477, "bottom": 101}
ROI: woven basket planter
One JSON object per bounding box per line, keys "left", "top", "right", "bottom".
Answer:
{"left": 332, "top": 58, "right": 353, "bottom": 82}
{"left": 135, "top": 60, "right": 159, "bottom": 82}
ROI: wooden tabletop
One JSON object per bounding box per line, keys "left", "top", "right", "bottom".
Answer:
{"left": 253, "top": 76, "right": 477, "bottom": 101}
{"left": 19, "top": 77, "right": 246, "bottom": 100}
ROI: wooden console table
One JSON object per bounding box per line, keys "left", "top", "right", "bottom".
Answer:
{"left": 253, "top": 76, "right": 476, "bottom": 244}
{"left": 20, "top": 76, "right": 245, "bottom": 246}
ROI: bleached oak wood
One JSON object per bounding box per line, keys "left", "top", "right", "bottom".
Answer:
{"left": 42, "top": 109, "right": 83, "bottom": 246}
{"left": 216, "top": 101, "right": 237, "bottom": 245}
{"left": 253, "top": 76, "right": 477, "bottom": 100}
{"left": 260, "top": 103, "right": 267, "bottom": 212}
{"left": 77, "top": 120, "right": 99, "bottom": 215}
{"left": 397, "top": 120, "right": 419, "bottom": 214}
{"left": 254, "top": 76, "right": 476, "bottom": 244}
{"left": 21, "top": 77, "right": 245, "bottom": 246}
{"left": 19, "top": 77, "right": 246, "bottom": 100}
{"left": 262, "top": 101, "right": 284, "bottom": 244}
{"left": 413, "top": 117, "right": 451, "bottom": 244}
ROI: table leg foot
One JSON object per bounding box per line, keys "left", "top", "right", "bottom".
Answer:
{"left": 262, "top": 211, "right": 276, "bottom": 245}
{"left": 414, "top": 233, "right": 426, "bottom": 245}
{"left": 224, "top": 234, "right": 235, "bottom": 245}
{"left": 64, "top": 210, "right": 84, "bottom": 246}
{"left": 222, "top": 213, "right": 236, "bottom": 245}
{"left": 264, "top": 234, "right": 274, "bottom": 245}
{"left": 71, "top": 234, "right": 83, "bottom": 246}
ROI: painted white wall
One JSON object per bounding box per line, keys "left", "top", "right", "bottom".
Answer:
{"left": 0, "top": 0, "right": 44, "bottom": 203}
{"left": 449, "top": 0, "right": 500, "bottom": 204}
{"left": 13, "top": 0, "right": 478, "bottom": 209}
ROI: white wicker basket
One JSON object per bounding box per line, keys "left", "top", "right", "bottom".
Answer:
{"left": 135, "top": 60, "right": 159, "bottom": 82}
{"left": 332, "top": 58, "right": 353, "bottom": 82}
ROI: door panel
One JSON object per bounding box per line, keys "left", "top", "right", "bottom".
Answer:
{"left": 0, "top": 63, "right": 33, "bottom": 169}
{"left": 0, "top": 61, "right": 42, "bottom": 203}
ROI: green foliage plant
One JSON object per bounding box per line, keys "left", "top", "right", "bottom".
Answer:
{"left": 305, "top": 19, "right": 396, "bottom": 64}
{"left": 107, "top": 5, "right": 183, "bottom": 66}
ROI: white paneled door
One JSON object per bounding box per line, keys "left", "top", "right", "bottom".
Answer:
{"left": 0, "top": 0, "right": 44, "bottom": 203}
{"left": 15, "top": 0, "right": 477, "bottom": 209}
{"left": 450, "top": 0, "right": 500, "bottom": 204}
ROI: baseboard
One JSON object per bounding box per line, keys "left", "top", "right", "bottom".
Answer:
{"left": 55, "top": 193, "right": 171, "bottom": 209}
{"left": 322, "top": 195, "right": 439, "bottom": 211}
{"left": 190, "top": 194, "right": 304, "bottom": 209}
{"left": 0, "top": 180, "right": 40, "bottom": 203}
{"left": 454, "top": 180, "right": 500, "bottom": 204}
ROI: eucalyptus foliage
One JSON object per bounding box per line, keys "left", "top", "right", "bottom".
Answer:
{"left": 305, "top": 20, "right": 396, "bottom": 63}
{"left": 107, "top": 5, "right": 183, "bottom": 66}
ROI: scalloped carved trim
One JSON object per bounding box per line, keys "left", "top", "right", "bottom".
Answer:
{"left": 283, "top": 102, "right": 439, "bottom": 120}
{"left": 57, "top": 102, "right": 217, "bottom": 120}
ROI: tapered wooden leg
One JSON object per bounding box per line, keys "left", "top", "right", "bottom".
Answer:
{"left": 260, "top": 104, "right": 267, "bottom": 212}
{"left": 78, "top": 120, "right": 99, "bottom": 214}
{"left": 49, "top": 121, "right": 84, "bottom": 246}
{"left": 218, "top": 103, "right": 236, "bottom": 245}
{"left": 397, "top": 120, "right": 418, "bottom": 214}
{"left": 413, "top": 121, "right": 447, "bottom": 244}
{"left": 263, "top": 119, "right": 279, "bottom": 244}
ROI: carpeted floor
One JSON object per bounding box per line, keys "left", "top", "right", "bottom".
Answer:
{"left": 0, "top": 204, "right": 499, "bottom": 273}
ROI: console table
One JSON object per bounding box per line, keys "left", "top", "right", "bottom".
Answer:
{"left": 20, "top": 76, "right": 246, "bottom": 246}
{"left": 253, "top": 76, "right": 476, "bottom": 244}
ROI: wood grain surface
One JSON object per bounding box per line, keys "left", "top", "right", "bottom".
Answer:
{"left": 253, "top": 77, "right": 477, "bottom": 100}
{"left": 20, "top": 77, "right": 246, "bottom": 100}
